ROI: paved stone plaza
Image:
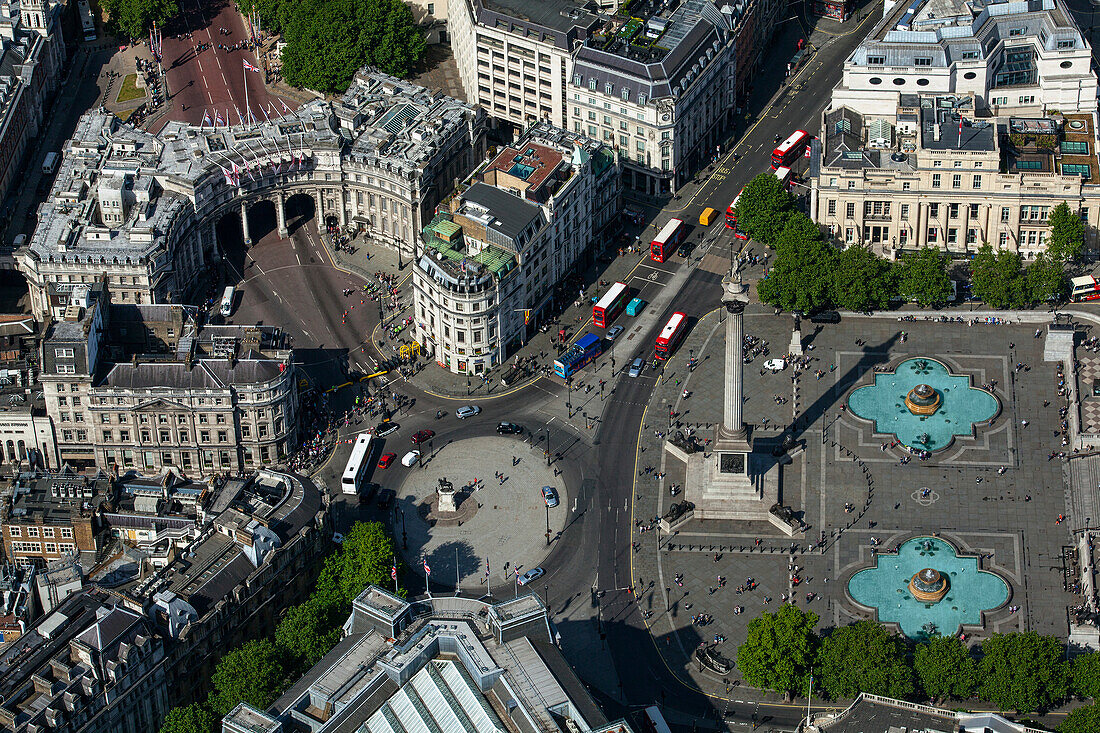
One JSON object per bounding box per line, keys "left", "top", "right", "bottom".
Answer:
{"left": 393, "top": 436, "right": 567, "bottom": 591}
{"left": 627, "top": 309, "right": 1080, "bottom": 687}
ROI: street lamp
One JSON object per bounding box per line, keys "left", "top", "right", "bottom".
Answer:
{"left": 545, "top": 503, "right": 551, "bottom": 545}
{"left": 566, "top": 379, "right": 572, "bottom": 418}
{"left": 545, "top": 426, "right": 552, "bottom": 466}
{"left": 466, "top": 374, "right": 471, "bottom": 396}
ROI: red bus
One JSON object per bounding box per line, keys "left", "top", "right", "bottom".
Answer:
{"left": 725, "top": 188, "right": 748, "bottom": 240}
{"left": 772, "top": 130, "right": 809, "bottom": 169}
{"left": 655, "top": 311, "right": 687, "bottom": 360}
{"left": 1072, "top": 276, "right": 1100, "bottom": 301}
{"left": 593, "top": 281, "right": 629, "bottom": 328}
{"left": 651, "top": 218, "right": 686, "bottom": 263}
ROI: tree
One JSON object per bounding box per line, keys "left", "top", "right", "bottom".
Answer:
{"left": 913, "top": 634, "right": 978, "bottom": 702}
{"left": 1047, "top": 202, "right": 1085, "bottom": 263}
{"left": 1060, "top": 703, "right": 1100, "bottom": 733}
{"left": 817, "top": 621, "right": 915, "bottom": 700}
{"left": 276, "top": 598, "right": 342, "bottom": 671}
{"left": 979, "top": 632, "right": 1069, "bottom": 713}
{"left": 1071, "top": 651, "right": 1100, "bottom": 699}
{"left": 896, "top": 248, "right": 952, "bottom": 307}
{"left": 101, "top": 0, "right": 179, "bottom": 40}
{"left": 830, "top": 246, "right": 897, "bottom": 312}
{"left": 314, "top": 521, "right": 395, "bottom": 612}
{"left": 757, "top": 234, "right": 836, "bottom": 314}
{"left": 210, "top": 639, "right": 287, "bottom": 715}
{"left": 1026, "top": 253, "right": 1067, "bottom": 305}
{"left": 736, "top": 605, "right": 819, "bottom": 695}
{"left": 734, "top": 173, "right": 795, "bottom": 246}
{"left": 159, "top": 703, "right": 216, "bottom": 733}
{"left": 970, "top": 244, "right": 1028, "bottom": 308}
{"left": 280, "top": 0, "right": 425, "bottom": 94}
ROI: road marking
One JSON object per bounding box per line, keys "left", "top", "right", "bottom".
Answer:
{"left": 295, "top": 251, "right": 302, "bottom": 265}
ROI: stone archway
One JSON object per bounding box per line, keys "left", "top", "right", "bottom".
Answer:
{"left": 246, "top": 199, "right": 278, "bottom": 244}
{"left": 284, "top": 193, "right": 316, "bottom": 236}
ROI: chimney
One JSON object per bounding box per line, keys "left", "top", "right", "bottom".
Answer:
{"left": 934, "top": 124, "right": 941, "bottom": 142}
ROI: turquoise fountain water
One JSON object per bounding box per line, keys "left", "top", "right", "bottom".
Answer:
{"left": 847, "top": 536, "right": 1009, "bottom": 639}
{"left": 847, "top": 358, "right": 998, "bottom": 451}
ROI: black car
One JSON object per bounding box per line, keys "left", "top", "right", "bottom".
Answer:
{"left": 496, "top": 422, "right": 524, "bottom": 434}
{"left": 376, "top": 488, "right": 396, "bottom": 509}
{"left": 375, "top": 421, "right": 399, "bottom": 437}
{"left": 359, "top": 482, "right": 381, "bottom": 504}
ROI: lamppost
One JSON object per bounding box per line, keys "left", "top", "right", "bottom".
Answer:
{"left": 610, "top": 338, "right": 616, "bottom": 375}
{"left": 466, "top": 374, "right": 471, "bottom": 396}
{"left": 545, "top": 503, "right": 551, "bottom": 545}
{"left": 545, "top": 426, "right": 552, "bottom": 466}
{"left": 566, "top": 379, "right": 572, "bottom": 418}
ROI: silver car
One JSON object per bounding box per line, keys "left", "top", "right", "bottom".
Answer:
{"left": 456, "top": 405, "right": 481, "bottom": 419}
{"left": 517, "top": 567, "right": 545, "bottom": 586}
{"left": 628, "top": 358, "right": 644, "bottom": 377}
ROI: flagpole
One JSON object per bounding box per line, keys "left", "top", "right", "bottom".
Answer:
{"left": 455, "top": 546, "right": 460, "bottom": 597}
{"left": 244, "top": 65, "right": 251, "bottom": 128}
{"left": 424, "top": 557, "right": 432, "bottom": 599}
{"left": 393, "top": 555, "right": 399, "bottom": 595}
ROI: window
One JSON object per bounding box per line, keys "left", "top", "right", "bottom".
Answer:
{"left": 967, "top": 228, "right": 978, "bottom": 244}
{"left": 947, "top": 228, "right": 958, "bottom": 244}
{"left": 928, "top": 228, "right": 938, "bottom": 243}
{"left": 27, "top": 527, "right": 38, "bottom": 538}
{"left": 900, "top": 204, "right": 909, "bottom": 219}
{"left": 8, "top": 527, "right": 19, "bottom": 538}
{"left": 929, "top": 203, "right": 939, "bottom": 217}
{"left": 952, "top": 174, "right": 962, "bottom": 189}
{"left": 1058, "top": 39, "right": 1075, "bottom": 49}
{"left": 1014, "top": 159, "right": 1042, "bottom": 170}
{"left": 969, "top": 203, "right": 979, "bottom": 218}
{"left": 846, "top": 202, "right": 855, "bottom": 219}
{"left": 1063, "top": 163, "right": 1091, "bottom": 179}
{"left": 57, "top": 365, "right": 75, "bottom": 374}
{"left": 949, "top": 203, "right": 959, "bottom": 219}
{"left": 954, "top": 161, "right": 963, "bottom": 168}
{"left": 914, "top": 57, "right": 932, "bottom": 66}
{"left": 44, "top": 543, "right": 57, "bottom": 554}
{"left": 867, "top": 55, "right": 885, "bottom": 65}
{"left": 42, "top": 528, "right": 53, "bottom": 538}
{"left": 427, "top": 1, "right": 434, "bottom": 11}
{"left": 1009, "top": 28, "right": 1024, "bottom": 36}
{"left": 961, "top": 51, "right": 979, "bottom": 59}
{"left": 932, "top": 173, "right": 941, "bottom": 188}
{"left": 1018, "top": 95, "right": 1035, "bottom": 105}
{"left": 999, "top": 232, "right": 1009, "bottom": 247}
{"left": 933, "top": 160, "right": 942, "bottom": 167}
{"left": 902, "top": 182, "right": 911, "bottom": 191}
{"left": 217, "top": 430, "right": 228, "bottom": 443}
{"left": 1001, "top": 206, "right": 1010, "bottom": 222}
{"left": 54, "top": 348, "right": 74, "bottom": 358}
{"left": 102, "top": 430, "right": 112, "bottom": 442}
{"left": 1061, "top": 141, "right": 1089, "bottom": 155}
{"left": 827, "top": 200, "right": 836, "bottom": 216}
{"left": 972, "top": 174, "right": 982, "bottom": 189}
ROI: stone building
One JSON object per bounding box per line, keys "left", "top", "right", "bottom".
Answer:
{"left": 413, "top": 122, "right": 619, "bottom": 373}
{"left": 17, "top": 70, "right": 486, "bottom": 317}
{"left": 0, "top": 470, "right": 111, "bottom": 567}
{"left": 38, "top": 281, "right": 298, "bottom": 475}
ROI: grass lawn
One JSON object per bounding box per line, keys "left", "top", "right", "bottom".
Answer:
{"left": 116, "top": 74, "right": 145, "bottom": 104}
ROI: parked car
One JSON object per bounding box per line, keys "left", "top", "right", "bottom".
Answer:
{"left": 497, "top": 422, "right": 524, "bottom": 434}
{"left": 411, "top": 430, "right": 434, "bottom": 444}
{"left": 628, "top": 358, "right": 644, "bottom": 377}
{"left": 401, "top": 450, "right": 420, "bottom": 467}
{"left": 456, "top": 405, "right": 481, "bottom": 419}
{"left": 378, "top": 453, "right": 396, "bottom": 468}
{"left": 375, "top": 421, "right": 399, "bottom": 437}
{"left": 605, "top": 325, "right": 624, "bottom": 341}
{"left": 517, "top": 567, "right": 545, "bottom": 586}
{"left": 763, "top": 358, "right": 786, "bottom": 372}
{"left": 542, "top": 486, "right": 559, "bottom": 508}
{"left": 376, "top": 488, "right": 396, "bottom": 509}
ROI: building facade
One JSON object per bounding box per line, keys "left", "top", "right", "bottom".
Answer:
{"left": 0, "top": 470, "right": 110, "bottom": 568}
{"left": 450, "top": 0, "right": 782, "bottom": 196}
{"left": 413, "top": 123, "right": 619, "bottom": 373}
{"left": 38, "top": 282, "right": 298, "bottom": 475}
{"left": 18, "top": 70, "right": 486, "bottom": 318}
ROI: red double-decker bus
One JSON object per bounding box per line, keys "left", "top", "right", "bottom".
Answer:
{"left": 593, "top": 281, "right": 629, "bottom": 328}
{"left": 651, "top": 218, "right": 686, "bottom": 263}
{"left": 655, "top": 311, "right": 687, "bottom": 360}
{"left": 772, "top": 130, "right": 809, "bottom": 169}
{"left": 725, "top": 188, "right": 748, "bottom": 240}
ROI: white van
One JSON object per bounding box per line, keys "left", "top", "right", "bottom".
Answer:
{"left": 42, "top": 153, "right": 58, "bottom": 176}
{"left": 220, "top": 286, "right": 236, "bottom": 317}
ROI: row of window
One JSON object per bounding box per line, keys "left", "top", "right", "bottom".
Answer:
{"left": 828, "top": 200, "right": 1059, "bottom": 223}
{"left": 9, "top": 541, "right": 76, "bottom": 554}
{"left": 8, "top": 525, "right": 74, "bottom": 539}
{"left": 103, "top": 445, "right": 278, "bottom": 470}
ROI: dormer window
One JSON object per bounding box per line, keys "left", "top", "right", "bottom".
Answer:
{"left": 588, "top": 78, "right": 598, "bottom": 91}
{"left": 867, "top": 55, "right": 885, "bottom": 65}
{"left": 573, "top": 73, "right": 582, "bottom": 86}
{"left": 621, "top": 87, "right": 630, "bottom": 101}
{"left": 638, "top": 93, "right": 647, "bottom": 105}
{"left": 605, "top": 83, "right": 614, "bottom": 95}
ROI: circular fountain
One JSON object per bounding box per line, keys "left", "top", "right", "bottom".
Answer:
{"left": 905, "top": 383, "right": 942, "bottom": 416}
{"left": 908, "top": 567, "right": 949, "bottom": 602}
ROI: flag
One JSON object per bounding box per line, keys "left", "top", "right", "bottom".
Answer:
{"left": 391, "top": 561, "right": 397, "bottom": 581}
{"left": 524, "top": 309, "right": 531, "bottom": 325}
{"left": 215, "top": 111, "right": 224, "bottom": 127}
{"left": 232, "top": 162, "right": 241, "bottom": 185}
{"left": 202, "top": 109, "right": 211, "bottom": 127}
{"left": 485, "top": 558, "right": 490, "bottom": 577}
{"left": 219, "top": 164, "right": 233, "bottom": 186}
{"left": 423, "top": 559, "right": 431, "bottom": 576}
{"left": 243, "top": 59, "right": 261, "bottom": 73}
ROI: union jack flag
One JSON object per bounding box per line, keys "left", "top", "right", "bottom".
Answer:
{"left": 423, "top": 559, "right": 431, "bottom": 576}
{"left": 243, "top": 60, "right": 261, "bottom": 73}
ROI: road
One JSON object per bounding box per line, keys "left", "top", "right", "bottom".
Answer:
{"left": 158, "top": 0, "right": 292, "bottom": 131}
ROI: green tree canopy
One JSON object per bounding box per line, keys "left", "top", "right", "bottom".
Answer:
{"left": 1060, "top": 702, "right": 1100, "bottom": 733}
{"left": 314, "top": 521, "right": 395, "bottom": 612}
{"left": 1047, "top": 202, "right": 1085, "bottom": 263}
{"left": 978, "top": 632, "right": 1069, "bottom": 713}
{"left": 210, "top": 639, "right": 287, "bottom": 715}
{"left": 757, "top": 234, "right": 836, "bottom": 314}
{"left": 736, "top": 605, "right": 819, "bottom": 695}
{"left": 276, "top": 598, "right": 343, "bottom": 672}
{"left": 970, "top": 244, "right": 1028, "bottom": 308}
{"left": 159, "top": 703, "right": 216, "bottom": 733}
{"left": 896, "top": 247, "right": 952, "bottom": 307}
{"left": 734, "top": 173, "right": 795, "bottom": 245}
{"left": 913, "top": 634, "right": 978, "bottom": 702}
{"left": 1025, "top": 253, "right": 1066, "bottom": 305}
{"left": 102, "top": 0, "right": 179, "bottom": 41}
{"left": 830, "top": 246, "right": 897, "bottom": 312}
{"left": 280, "top": 0, "right": 425, "bottom": 93}
{"left": 1071, "top": 651, "right": 1100, "bottom": 699}
{"left": 817, "top": 621, "right": 915, "bottom": 701}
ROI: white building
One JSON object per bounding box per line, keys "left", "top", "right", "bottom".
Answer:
{"left": 830, "top": 0, "right": 1097, "bottom": 119}
{"left": 413, "top": 123, "right": 619, "bottom": 373}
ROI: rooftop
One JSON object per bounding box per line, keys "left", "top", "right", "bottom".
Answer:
{"left": 810, "top": 693, "right": 1049, "bottom": 733}
{"left": 479, "top": 0, "right": 598, "bottom": 34}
